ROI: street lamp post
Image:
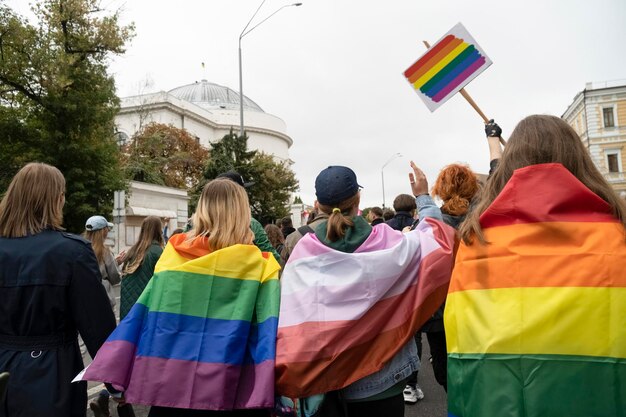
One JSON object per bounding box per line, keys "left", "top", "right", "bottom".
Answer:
{"left": 381, "top": 153, "right": 402, "bottom": 209}
{"left": 239, "top": 1, "right": 302, "bottom": 137}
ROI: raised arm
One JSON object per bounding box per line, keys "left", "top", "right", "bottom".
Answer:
{"left": 409, "top": 161, "right": 442, "bottom": 221}
{"left": 485, "top": 119, "right": 503, "bottom": 176}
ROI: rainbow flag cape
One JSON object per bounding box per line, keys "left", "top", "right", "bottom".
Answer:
{"left": 76, "top": 236, "right": 281, "bottom": 410}
{"left": 445, "top": 163, "right": 626, "bottom": 417}
{"left": 404, "top": 23, "right": 492, "bottom": 112}
{"left": 276, "top": 218, "right": 456, "bottom": 397}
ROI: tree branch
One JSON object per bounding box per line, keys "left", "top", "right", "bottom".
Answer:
{"left": 0, "top": 75, "right": 43, "bottom": 105}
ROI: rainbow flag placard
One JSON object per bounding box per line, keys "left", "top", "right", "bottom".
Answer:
{"left": 404, "top": 23, "right": 491, "bottom": 112}
{"left": 75, "top": 238, "right": 281, "bottom": 411}
{"left": 445, "top": 163, "right": 626, "bottom": 417}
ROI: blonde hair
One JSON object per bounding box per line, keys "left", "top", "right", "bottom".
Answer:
{"left": 122, "top": 216, "right": 164, "bottom": 274}
{"left": 187, "top": 179, "right": 254, "bottom": 250}
{"left": 460, "top": 115, "right": 626, "bottom": 244}
{"left": 318, "top": 193, "right": 361, "bottom": 242}
{"left": 83, "top": 228, "right": 108, "bottom": 265}
{"left": 0, "top": 163, "right": 65, "bottom": 238}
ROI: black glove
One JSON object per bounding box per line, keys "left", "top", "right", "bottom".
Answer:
{"left": 485, "top": 119, "right": 502, "bottom": 138}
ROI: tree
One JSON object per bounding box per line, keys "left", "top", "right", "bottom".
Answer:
{"left": 0, "top": 0, "right": 134, "bottom": 232}
{"left": 194, "top": 130, "right": 299, "bottom": 223}
{"left": 247, "top": 152, "right": 299, "bottom": 224}
{"left": 122, "top": 123, "right": 209, "bottom": 189}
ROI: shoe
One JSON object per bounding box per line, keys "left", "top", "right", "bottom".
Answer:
{"left": 415, "top": 385, "right": 425, "bottom": 401}
{"left": 403, "top": 385, "right": 416, "bottom": 404}
{"left": 89, "top": 390, "right": 111, "bottom": 417}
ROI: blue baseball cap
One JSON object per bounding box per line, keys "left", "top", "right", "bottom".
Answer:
{"left": 315, "top": 166, "right": 362, "bottom": 206}
{"left": 85, "top": 215, "right": 113, "bottom": 231}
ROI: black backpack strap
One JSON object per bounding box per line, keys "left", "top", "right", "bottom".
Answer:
{"left": 298, "top": 225, "right": 315, "bottom": 235}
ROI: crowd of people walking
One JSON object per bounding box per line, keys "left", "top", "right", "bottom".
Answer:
{"left": 0, "top": 115, "right": 624, "bottom": 417}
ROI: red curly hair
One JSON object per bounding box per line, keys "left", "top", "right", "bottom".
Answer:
{"left": 431, "top": 164, "right": 479, "bottom": 216}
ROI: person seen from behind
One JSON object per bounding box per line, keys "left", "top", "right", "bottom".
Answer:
{"left": 382, "top": 208, "right": 395, "bottom": 221}
{"left": 0, "top": 163, "right": 116, "bottom": 417}
{"left": 264, "top": 223, "right": 286, "bottom": 264}
{"left": 216, "top": 170, "right": 281, "bottom": 261}
{"left": 83, "top": 216, "right": 123, "bottom": 309}
{"left": 280, "top": 217, "right": 296, "bottom": 239}
{"left": 119, "top": 216, "right": 164, "bottom": 321}
{"left": 385, "top": 194, "right": 416, "bottom": 231}
{"left": 275, "top": 164, "right": 456, "bottom": 417}
{"left": 367, "top": 207, "right": 385, "bottom": 226}
{"left": 446, "top": 115, "right": 626, "bottom": 417}
{"left": 79, "top": 178, "right": 280, "bottom": 417}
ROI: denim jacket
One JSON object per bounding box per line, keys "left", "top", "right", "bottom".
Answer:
{"left": 341, "top": 339, "right": 419, "bottom": 400}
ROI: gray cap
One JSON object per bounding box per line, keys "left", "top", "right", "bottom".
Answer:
{"left": 85, "top": 215, "right": 113, "bottom": 231}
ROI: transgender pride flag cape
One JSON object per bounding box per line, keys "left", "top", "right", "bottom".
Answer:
{"left": 76, "top": 234, "right": 281, "bottom": 410}
{"left": 276, "top": 218, "right": 456, "bottom": 397}
{"left": 445, "top": 163, "right": 626, "bottom": 417}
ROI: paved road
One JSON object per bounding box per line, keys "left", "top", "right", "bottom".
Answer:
{"left": 405, "top": 337, "right": 448, "bottom": 417}
{"left": 84, "top": 286, "right": 447, "bottom": 416}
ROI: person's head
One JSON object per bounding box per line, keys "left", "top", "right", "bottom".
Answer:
{"left": 123, "top": 216, "right": 165, "bottom": 274}
{"left": 392, "top": 194, "right": 417, "bottom": 214}
{"left": 460, "top": 114, "right": 626, "bottom": 244}
{"left": 431, "top": 164, "right": 479, "bottom": 216}
{"left": 382, "top": 208, "right": 395, "bottom": 221}
{"left": 367, "top": 207, "right": 383, "bottom": 222}
{"left": 189, "top": 178, "right": 254, "bottom": 250}
{"left": 280, "top": 217, "right": 293, "bottom": 229}
{"left": 264, "top": 223, "right": 285, "bottom": 249}
{"left": 0, "top": 162, "right": 65, "bottom": 238}
{"left": 216, "top": 170, "right": 254, "bottom": 188}
{"left": 315, "top": 166, "right": 362, "bottom": 242}
{"left": 83, "top": 215, "right": 113, "bottom": 264}
{"left": 170, "top": 228, "right": 184, "bottom": 237}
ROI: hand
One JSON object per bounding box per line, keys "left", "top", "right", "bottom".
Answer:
{"left": 115, "top": 250, "right": 126, "bottom": 265}
{"left": 409, "top": 161, "right": 428, "bottom": 196}
{"left": 485, "top": 119, "right": 502, "bottom": 138}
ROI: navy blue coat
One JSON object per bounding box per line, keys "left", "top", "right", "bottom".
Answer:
{"left": 0, "top": 230, "right": 116, "bottom": 417}
{"left": 385, "top": 211, "right": 415, "bottom": 231}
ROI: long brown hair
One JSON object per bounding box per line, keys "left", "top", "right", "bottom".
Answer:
{"left": 187, "top": 179, "right": 254, "bottom": 251}
{"left": 431, "top": 164, "right": 479, "bottom": 216}
{"left": 264, "top": 223, "right": 284, "bottom": 249}
{"left": 460, "top": 114, "right": 626, "bottom": 244}
{"left": 122, "top": 216, "right": 164, "bottom": 274}
{"left": 0, "top": 163, "right": 65, "bottom": 238}
{"left": 318, "top": 193, "right": 361, "bottom": 242}
{"left": 83, "top": 228, "right": 108, "bottom": 265}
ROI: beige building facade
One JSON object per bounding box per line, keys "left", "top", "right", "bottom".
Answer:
{"left": 562, "top": 81, "right": 626, "bottom": 197}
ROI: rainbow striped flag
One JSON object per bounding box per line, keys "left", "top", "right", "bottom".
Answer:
{"left": 76, "top": 238, "right": 281, "bottom": 410}
{"left": 404, "top": 23, "right": 491, "bottom": 112}
{"left": 276, "top": 218, "right": 456, "bottom": 398}
{"left": 445, "top": 163, "right": 626, "bottom": 417}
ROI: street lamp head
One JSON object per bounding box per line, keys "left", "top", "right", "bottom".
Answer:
{"left": 293, "top": 2, "right": 303, "bottom": 5}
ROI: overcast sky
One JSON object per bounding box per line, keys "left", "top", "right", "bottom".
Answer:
{"left": 8, "top": 0, "right": 626, "bottom": 208}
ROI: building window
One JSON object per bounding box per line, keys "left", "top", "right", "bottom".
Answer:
{"left": 603, "top": 107, "right": 615, "bottom": 128}
{"left": 606, "top": 150, "right": 621, "bottom": 173}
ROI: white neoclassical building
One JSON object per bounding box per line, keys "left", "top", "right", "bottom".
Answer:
{"left": 111, "top": 80, "right": 296, "bottom": 248}
{"left": 114, "top": 79, "right": 293, "bottom": 162}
